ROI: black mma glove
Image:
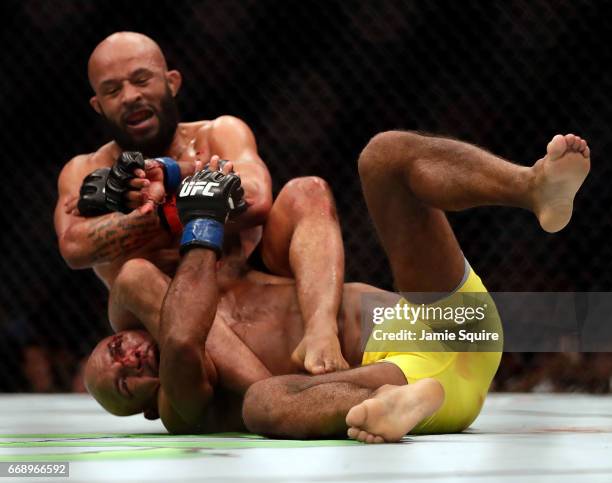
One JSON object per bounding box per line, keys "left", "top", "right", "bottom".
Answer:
{"left": 105, "top": 151, "right": 145, "bottom": 213}
{"left": 77, "top": 167, "right": 112, "bottom": 217}
{"left": 206, "top": 158, "right": 247, "bottom": 216}
{"left": 177, "top": 169, "right": 244, "bottom": 256}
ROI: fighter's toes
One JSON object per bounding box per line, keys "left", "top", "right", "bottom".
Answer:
{"left": 349, "top": 428, "right": 382, "bottom": 444}
{"left": 550, "top": 133, "right": 588, "bottom": 157}
{"left": 346, "top": 402, "right": 368, "bottom": 429}
{"left": 572, "top": 135, "right": 584, "bottom": 150}
{"left": 546, "top": 133, "right": 591, "bottom": 160}
{"left": 304, "top": 356, "right": 326, "bottom": 375}
{"left": 348, "top": 427, "right": 382, "bottom": 443}
{"left": 324, "top": 356, "right": 349, "bottom": 373}
{"left": 298, "top": 333, "right": 348, "bottom": 374}
{"left": 546, "top": 134, "right": 568, "bottom": 159}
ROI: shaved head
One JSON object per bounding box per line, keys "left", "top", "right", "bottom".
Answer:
{"left": 88, "top": 32, "right": 167, "bottom": 89}
{"left": 87, "top": 32, "right": 182, "bottom": 156}
{"left": 85, "top": 330, "right": 160, "bottom": 418}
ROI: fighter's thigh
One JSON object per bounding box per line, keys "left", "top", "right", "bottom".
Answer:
{"left": 260, "top": 176, "right": 337, "bottom": 275}
{"left": 306, "top": 360, "right": 408, "bottom": 388}
{"left": 358, "top": 142, "right": 464, "bottom": 293}
{"left": 254, "top": 361, "right": 407, "bottom": 398}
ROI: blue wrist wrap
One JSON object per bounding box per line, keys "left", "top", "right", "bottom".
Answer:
{"left": 180, "top": 219, "right": 224, "bottom": 257}
{"left": 155, "top": 157, "right": 181, "bottom": 193}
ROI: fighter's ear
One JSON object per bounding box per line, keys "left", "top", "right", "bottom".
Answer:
{"left": 144, "top": 407, "right": 160, "bottom": 420}
{"left": 90, "top": 96, "right": 102, "bottom": 115}
{"left": 166, "top": 70, "right": 182, "bottom": 97}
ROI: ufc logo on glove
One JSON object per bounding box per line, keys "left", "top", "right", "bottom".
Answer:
{"left": 179, "top": 181, "right": 221, "bottom": 197}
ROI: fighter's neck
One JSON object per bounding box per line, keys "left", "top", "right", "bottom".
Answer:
{"left": 108, "top": 121, "right": 207, "bottom": 160}
{"left": 164, "top": 122, "right": 202, "bottom": 159}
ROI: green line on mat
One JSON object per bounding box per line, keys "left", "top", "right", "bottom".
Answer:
{"left": 0, "top": 448, "right": 206, "bottom": 462}
{"left": 0, "top": 439, "right": 358, "bottom": 450}
{"left": 0, "top": 432, "right": 359, "bottom": 462}
{"left": 0, "top": 432, "right": 264, "bottom": 439}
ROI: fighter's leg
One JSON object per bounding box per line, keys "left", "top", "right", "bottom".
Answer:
{"left": 260, "top": 177, "right": 348, "bottom": 374}
{"left": 242, "top": 362, "right": 443, "bottom": 442}
{"left": 108, "top": 258, "right": 170, "bottom": 341}
{"left": 350, "top": 131, "right": 590, "bottom": 442}
{"left": 357, "top": 131, "right": 590, "bottom": 292}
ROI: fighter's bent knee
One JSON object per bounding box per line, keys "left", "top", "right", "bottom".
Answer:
{"left": 280, "top": 176, "right": 332, "bottom": 200}
{"left": 242, "top": 379, "right": 285, "bottom": 435}
{"left": 358, "top": 130, "right": 422, "bottom": 178}
{"left": 276, "top": 176, "right": 336, "bottom": 215}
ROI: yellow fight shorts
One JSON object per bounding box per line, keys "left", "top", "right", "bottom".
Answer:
{"left": 361, "top": 262, "right": 503, "bottom": 434}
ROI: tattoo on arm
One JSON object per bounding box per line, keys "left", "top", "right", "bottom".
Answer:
{"left": 84, "top": 212, "right": 162, "bottom": 264}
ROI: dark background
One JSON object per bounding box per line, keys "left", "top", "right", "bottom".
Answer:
{"left": 1, "top": 0, "right": 611, "bottom": 392}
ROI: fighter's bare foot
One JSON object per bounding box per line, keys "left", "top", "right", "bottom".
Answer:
{"left": 345, "top": 378, "right": 444, "bottom": 443}
{"left": 291, "top": 330, "right": 349, "bottom": 375}
{"left": 532, "top": 134, "right": 590, "bottom": 233}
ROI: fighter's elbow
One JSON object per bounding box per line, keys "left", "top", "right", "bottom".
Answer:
{"left": 58, "top": 234, "right": 90, "bottom": 269}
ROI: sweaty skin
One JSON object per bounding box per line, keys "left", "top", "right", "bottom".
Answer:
{"left": 55, "top": 32, "right": 271, "bottom": 288}
{"left": 87, "top": 132, "right": 591, "bottom": 441}
{"left": 57, "top": 32, "right": 347, "bottom": 374}
{"left": 55, "top": 117, "right": 269, "bottom": 287}
{"left": 243, "top": 132, "right": 592, "bottom": 443}
{"left": 86, "top": 252, "right": 373, "bottom": 433}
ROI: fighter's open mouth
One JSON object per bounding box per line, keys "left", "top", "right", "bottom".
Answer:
{"left": 125, "top": 109, "right": 154, "bottom": 126}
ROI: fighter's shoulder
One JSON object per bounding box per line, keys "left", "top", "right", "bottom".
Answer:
{"left": 211, "top": 115, "right": 252, "bottom": 132}
{"left": 59, "top": 143, "right": 116, "bottom": 186}
{"left": 187, "top": 116, "right": 253, "bottom": 146}
{"left": 195, "top": 115, "right": 251, "bottom": 138}
{"left": 63, "top": 143, "right": 116, "bottom": 172}
{"left": 182, "top": 120, "right": 212, "bottom": 144}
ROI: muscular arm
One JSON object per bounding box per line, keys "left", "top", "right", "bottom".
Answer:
{"left": 54, "top": 156, "right": 169, "bottom": 269}
{"left": 110, "top": 256, "right": 272, "bottom": 433}
{"left": 158, "top": 249, "right": 218, "bottom": 425}
{"left": 206, "top": 116, "right": 273, "bottom": 232}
